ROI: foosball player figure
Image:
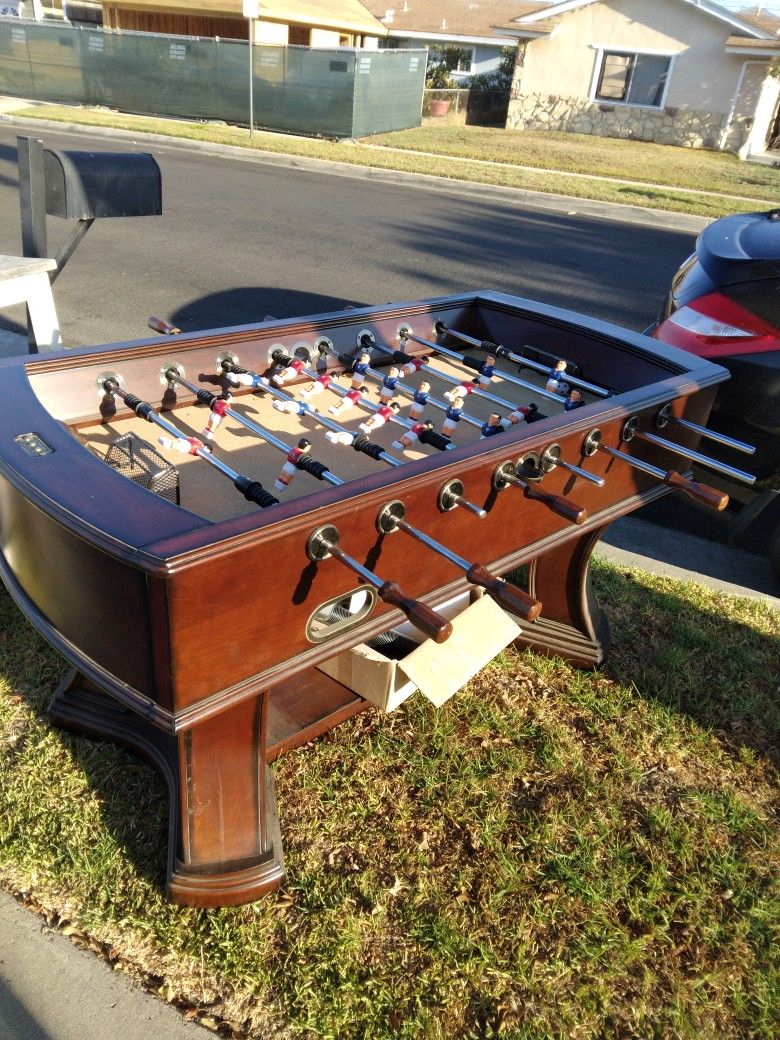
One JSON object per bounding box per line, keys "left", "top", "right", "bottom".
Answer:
{"left": 546, "top": 359, "right": 569, "bottom": 395}
{"left": 350, "top": 351, "right": 372, "bottom": 391}
{"left": 474, "top": 355, "right": 496, "bottom": 387}
{"left": 300, "top": 373, "right": 333, "bottom": 400}
{"left": 328, "top": 388, "right": 365, "bottom": 415}
{"left": 271, "top": 358, "right": 306, "bottom": 387}
{"left": 506, "top": 402, "right": 539, "bottom": 425}
{"left": 227, "top": 371, "right": 268, "bottom": 391}
{"left": 444, "top": 381, "right": 477, "bottom": 403}
{"left": 399, "top": 355, "right": 429, "bottom": 377}
{"left": 392, "top": 420, "right": 433, "bottom": 451}
{"left": 563, "top": 388, "right": 585, "bottom": 411}
{"left": 275, "top": 438, "right": 311, "bottom": 491}
{"left": 480, "top": 413, "right": 509, "bottom": 438}
{"left": 158, "top": 434, "right": 211, "bottom": 456}
{"left": 409, "top": 381, "right": 431, "bottom": 420}
{"left": 378, "top": 367, "right": 401, "bottom": 404}
{"left": 202, "top": 392, "right": 232, "bottom": 441}
{"left": 359, "top": 402, "right": 400, "bottom": 433}
{"left": 442, "top": 396, "right": 465, "bottom": 437}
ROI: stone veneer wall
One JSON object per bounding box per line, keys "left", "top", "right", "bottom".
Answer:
{"left": 505, "top": 92, "right": 748, "bottom": 151}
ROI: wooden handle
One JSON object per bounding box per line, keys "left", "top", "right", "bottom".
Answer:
{"left": 148, "top": 316, "right": 182, "bottom": 336}
{"left": 664, "top": 470, "right": 729, "bottom": 511}
{"left": 467, "top": 564, "right": 542, "bottom": 621}
{"left": 379, "top": 581, "right": 453, "bottom": 643}
{"left": 522, "top": 482, "right": 587, "bottom": 525}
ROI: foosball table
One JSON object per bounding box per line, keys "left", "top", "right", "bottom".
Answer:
{"left": 0, "top": 290, "right": 754, "bottom": 907}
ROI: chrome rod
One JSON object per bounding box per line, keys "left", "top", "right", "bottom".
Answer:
{"left": 635, "top": 430, "right": 756, "bottom": 486}
{"left": 554, "top": 458, "right": 605, "bottom": 487}
{"left": 167, "top": 369, "right": 343, "bottom": 487}
{"left": 400, "top": 329, "right": 565, "bottom": 405}
{"left": 669, "top": 416, "right": 756, "bottom": 456}
{"left": 436, "top": 323, "right": 611, "bottom": 398}
{"left": 362, "top": 362, "right": 484, "bottom": 430}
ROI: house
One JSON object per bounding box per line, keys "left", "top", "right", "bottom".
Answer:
{"left": 496, "top": 0, "right": 780, "bottom": 154}
{"left": 365, "top": 0, "right": 549, "bottom": 79}
{"left": 100, "top": 0, "right": 388, "bottom": 47}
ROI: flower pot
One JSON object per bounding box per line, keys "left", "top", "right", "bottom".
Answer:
{"left": 429, "top": 99, "right": 450, "bottom": 117}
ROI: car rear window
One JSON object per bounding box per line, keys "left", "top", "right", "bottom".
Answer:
{"left": 724, "top": 281, "right": 780, "bottom": 328}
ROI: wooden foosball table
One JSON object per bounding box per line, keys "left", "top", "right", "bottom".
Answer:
{"left": 0, "top": 290, "right": 749, "bottom": 907}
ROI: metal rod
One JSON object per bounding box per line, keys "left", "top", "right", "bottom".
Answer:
{"left": 668, "top": 416, "right": 756, "bottom": 456}
{"left": 400, "top": 329, "right": 565, "bottom": 406}
{"left": 378, "top": 504, "right": 541, "bottom": 620}
{"left": 361, "top": 361, "right": 484, "bottom": 430}
{"left": 308, "top": 525, "right": 453, "bottom": 644}
{"left": 436, "top": 322, "right": 611, "bottom": 398}
{"left": 439, "top": 480, "right": 487, "bottom": 518}
{"left": 634, "top": 429, "right": 756, "bottom": 486}
{"left": 100, "top": 378, "right": 278, "bottom": 508}
{"left": 553, "top": 458, "right": 605, "bottom": 486}
{"left": 597, "top": 443, "right": 728, "bottom": 510}
{"left": 166, "top": 369, "right": 343, "bottom": 487}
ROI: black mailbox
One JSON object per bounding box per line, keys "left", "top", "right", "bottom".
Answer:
{"left": 43, "top": 149, "right": 162, "bottom": 220}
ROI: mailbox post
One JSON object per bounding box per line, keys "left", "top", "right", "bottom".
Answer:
{"left": 18, "top": 135, "right": 162, "bottom": 351}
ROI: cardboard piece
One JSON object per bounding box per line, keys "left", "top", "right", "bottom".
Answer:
{"left": 317, "top": 594, "right": 521, "bottom": 711}
{"left": 399, "top": 595, "right": 521, "bottom": 707}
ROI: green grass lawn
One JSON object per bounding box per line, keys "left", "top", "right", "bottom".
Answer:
{"left": 13, "top": 104, "right": 780, "bottom": 219}
{"left": 367, "top": 125, "right": 780, "bottom": 200}
{"left": 1, "top": 561, "right": 778, "bottom": 1039}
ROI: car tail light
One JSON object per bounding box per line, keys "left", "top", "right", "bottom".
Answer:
{"left": 653, "top": 290, "right": 780, "bottom": 359}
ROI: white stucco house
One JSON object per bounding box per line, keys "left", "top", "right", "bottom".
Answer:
{"left": 367, "top": 0, "right": 550, "bottom": 79}
{"left": 498, "top": 0, "right": 780, "bottom": 154}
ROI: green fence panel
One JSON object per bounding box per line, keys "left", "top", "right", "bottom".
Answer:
{"left": 0, "top": 21, "right": 424, "bottom": 137}
{"left": 351, "top": 49, "right": 426, "bottom": 138}
{"left": 0, "top": 22, "right": 35, "bottom": 97}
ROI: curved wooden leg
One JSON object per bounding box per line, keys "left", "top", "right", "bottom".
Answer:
{"left": 515, "top": 524, "right": 611, "bottom": 668}
{"left": 49, "top": 670, "right": 284, "bottom": 907}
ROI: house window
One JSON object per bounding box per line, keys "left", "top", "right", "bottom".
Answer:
{"left": 429, "top": 46, "right": 474, "bottom": 75}
{"left": 594, "top": 51, "right": 670, "bottom": 107}
{"left": 289, "top": 25, "right": 311, "bottom": 46}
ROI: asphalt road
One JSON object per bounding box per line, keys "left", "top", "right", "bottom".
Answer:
{"left": 2, "top": 117, "right": 777, "bottom": 594}
{"left": 0, "top": 121, "right": 697, "bottom": 348}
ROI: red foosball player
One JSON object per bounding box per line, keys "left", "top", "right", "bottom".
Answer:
{"left": 409, "top": 381, "right": 431, "bottom": 420}
{"left": 271, "top": 358, "right": 306, "bottom": 387}
{"left": 350, "top": 351, "right": 372, "bottom": 390}
{"left": 506, "top": 402, "right": 539, "bottom": 424}
{"left": 392, "top": 420, "right": 432, "bottom": 451}
{"left": 378, "top": 367, "right": 401, "bottom": 405}
{"left": 202, "top": 392, "right": 232, "bottom": 441}
{"left": 359, "top": 402, "right": 399, "bottom": 432}
{"left": 444, "top": 381, "right": 477, "bottom": 403}
{"left": 158, "top": 435, "right": 210, "bottom": 456}
{"left": 329, "top": 388, "right": 364, "bottom": 415}
{"left": 399, "top": 355, "right": 429, "bottom": 377}
{"left": 442, "top": 397, "right": 465, "bottom": 436}
{"left": 546, "top": 359, "right": 569, "bottom": 395}
{"left": 275, "top": 438, "right": 311, "bottom": 491}
{"left": 300, "top": 373, "right": 333, "bottom": 399}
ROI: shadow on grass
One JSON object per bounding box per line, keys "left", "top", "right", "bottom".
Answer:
{"left": 0, "top": 557, "right": 776, "bottom": 909}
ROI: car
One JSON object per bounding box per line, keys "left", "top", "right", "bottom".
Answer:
{"left": 649, "top": 208, "right": 780, "bottom": 583}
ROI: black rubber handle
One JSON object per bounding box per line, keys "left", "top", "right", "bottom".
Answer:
{"left": 234, "top": 476, "right": 279, "bottom": 508}
{"left": 352, "top": 435, "right": 386, "bottom": 460}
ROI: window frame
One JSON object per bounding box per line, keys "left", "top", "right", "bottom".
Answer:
{"left": 589, "top": 46, "right": 676, "bottom": 110}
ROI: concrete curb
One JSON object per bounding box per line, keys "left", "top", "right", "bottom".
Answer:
{"left": 0, "top": 111, "right": 710, "bottom": 234}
